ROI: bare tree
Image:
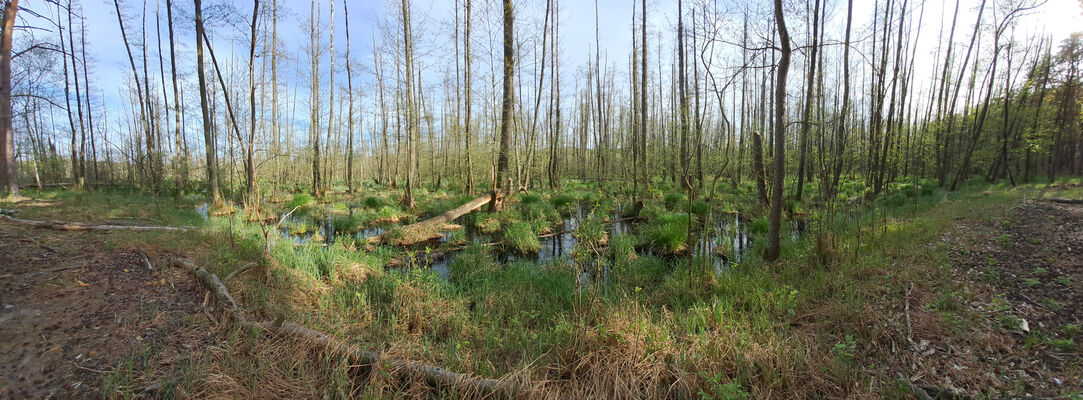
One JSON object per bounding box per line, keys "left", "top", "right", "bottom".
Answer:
{"left": 0, "top": 0, "right": 16, "bottom": 197}
{"left": 194, "top": 0, "right": 220, "bottom": 203}
{"left": 765, "top": 0, "right": 791, "bottom": 262}
{"left": 493, "top": 0, "right": 514, "bottom": 211}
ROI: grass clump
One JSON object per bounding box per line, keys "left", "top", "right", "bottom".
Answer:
{"left": 287, "top": 193, "right": 316, "bottom": 215}
{"left": 504, "top": 222, "right": 541, "bottom": 253}
{"left": 362, "top": 196, "right": 386, "bottom": 209}
{"left": 641, "top": 212, "right": 689, "bottom": 254}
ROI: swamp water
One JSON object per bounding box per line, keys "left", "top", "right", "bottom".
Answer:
{"left": 200, "top": 203, "right": 803, "bottom": 282}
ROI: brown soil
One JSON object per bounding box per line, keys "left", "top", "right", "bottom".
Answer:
{"left": 883, "top": 199, "right": 1082, "bottom": 398}
{"left": 0, "top": 223, "right": 211, "bottom": 399}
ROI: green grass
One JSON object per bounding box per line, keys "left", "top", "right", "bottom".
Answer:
{"left": 6, "top": 178, "right": 1074, "bottom": 398}
{"left": 504, "top": 221, "right": 541, "bottom": 253}
{"left": 641, "top": 212, "right": 690, "bottom": 254}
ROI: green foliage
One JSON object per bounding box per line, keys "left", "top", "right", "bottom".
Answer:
{"left": 699, "top": 373, "right": 749, "bottom": 400}
{"left": 504, "top": 222, "right": 541, "bottom": 253}
{"left": 748, "top": 216, "right": 769, "bottom": 235}
{"left": 575, "top": 214, "right": 606, "bottom": 245}
{"left": 689, "top": 199, "right": 709, "bottom": 216}
{"left": 1049, "top": 338, "right": 1075, "bottom": 352}
{"left": 641, "top": 212, "right": 689, "bottom": 254}
{"left": 362, "top": 196, "right": 385, "bottom": 209}
{"left": 833, "top": 335, "right": 857, "bottom": 364}
{"left": 519, "top": 193, "right": 543, "bottom": 205}
{"left": 664, "top": 192, "right": 684, "bottom": 210}
{"left": 997, "top": 234, "right": 1013, "bottom": 248}
{"left": 288, "top": 193, "right": 314, "bottom": 208}
{"left": 609, "top": 233, "right": 637, "bottom": 271}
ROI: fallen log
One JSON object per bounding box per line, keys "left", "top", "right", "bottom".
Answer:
{"left": 249, "top": 320, "right": 519, "bottom": 397}
{"left": 1, "top": 213, "right": 195, "bottom": 232}
{"left": 170, "top": 258, "right": 241, "bottom": 322}
{"left": 171, "top": 254, "right": 520, "bottom": 395}
{"left": 376, "top": 195, "right": 491, "bottom": 246}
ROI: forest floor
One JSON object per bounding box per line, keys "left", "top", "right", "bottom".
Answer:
{"left": 0, "top": 182, "right": 1081, "bottom": 398}
{"left": 867, "top": 187, "right": 1083, "bottom": 398}
{"left": 0, "top": 206, "right": 212, "bottom": 398}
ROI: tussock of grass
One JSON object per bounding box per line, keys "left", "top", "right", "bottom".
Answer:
{"left": 504, "top": 222, "right": 540, "bottom": 253}
{"left": 641, "top": 212, "right": 689, "bottom": 254}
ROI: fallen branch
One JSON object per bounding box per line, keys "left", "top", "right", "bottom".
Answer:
{"left": 377, "top": 195, "right": 491, "bottom": 246}
{"left": 223, "top": 262, "right": 257, "bottom": 283}
{"left": 169, "top": 258, "right": 241, "bottom": 323}
{"left": 249, "top": 320, "right": 519, "bottom": 397}
{"left": 1046, "top": 198, "right": 1083, "bottom": 205}
{"left": 1, "top": 214, "right": 195, "bottom": 232}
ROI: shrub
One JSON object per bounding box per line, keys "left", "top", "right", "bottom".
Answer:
{"left": 575, "top": 215, "right": 606, "bottom": 245}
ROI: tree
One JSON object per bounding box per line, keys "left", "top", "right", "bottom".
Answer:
{"left": 765, "top": 0, "right": 791, "bottom": 262}
{"left": 493, "top": 0, "right": 514, "bottom": 211}
{"left": 0, "top": 0, "right": 17, "bottom": 197}
{"left": 401, "top": 0, "right": 417, "bottom": 208}
{"left": 246, "top": 0, "right": 260, "bottom": 197}
{"left": 194, "top": 0, "right": 221, "bottom": 203}
{"left": 344, "top": 0, "right": 356, "bottom": 192}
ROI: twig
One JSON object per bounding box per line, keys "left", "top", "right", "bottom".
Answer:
{"left": 905, "top": 283, "right": 914, "bottom": 345}
{"left": 72, "top": 362, "right": 111, "bottom": 374}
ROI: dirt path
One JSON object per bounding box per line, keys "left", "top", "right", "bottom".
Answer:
{"left": 886, "top": 198, "right": 1083, "bottom": 397}
{"left": 0, "top": 223, "right": 210, "bottom": 399}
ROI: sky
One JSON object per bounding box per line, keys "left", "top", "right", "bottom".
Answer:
{"left": 14, "top": 0, "right": 1083, "bottom": 136}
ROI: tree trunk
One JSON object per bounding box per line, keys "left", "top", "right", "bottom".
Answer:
{"left": 492, "top": 0, "right": 514, "bottom": 211}
{"left": 0, "top": 0, "right": 16, "bottom": 197}
{"left": 765, "top": 0, "right": 791, "bottom": 262}
{"left": 194, "top": 0, "right": 220, "bottom": 203}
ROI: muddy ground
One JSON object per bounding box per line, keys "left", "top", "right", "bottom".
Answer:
{"left": 0, "top": 223, "right": 212, "bottom": 399}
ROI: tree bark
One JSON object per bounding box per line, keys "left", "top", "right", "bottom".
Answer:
{"left": 766, "top": 0, "right": 791, "bottom": 262}
{"left": 492, "top": 0, "right": 514, "bottom": 211}
{"left": 194, "top": 0, "right": 220, "bottom": 203}
{"left": 0, "top": 0, "right": 16, "bottom": 197}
